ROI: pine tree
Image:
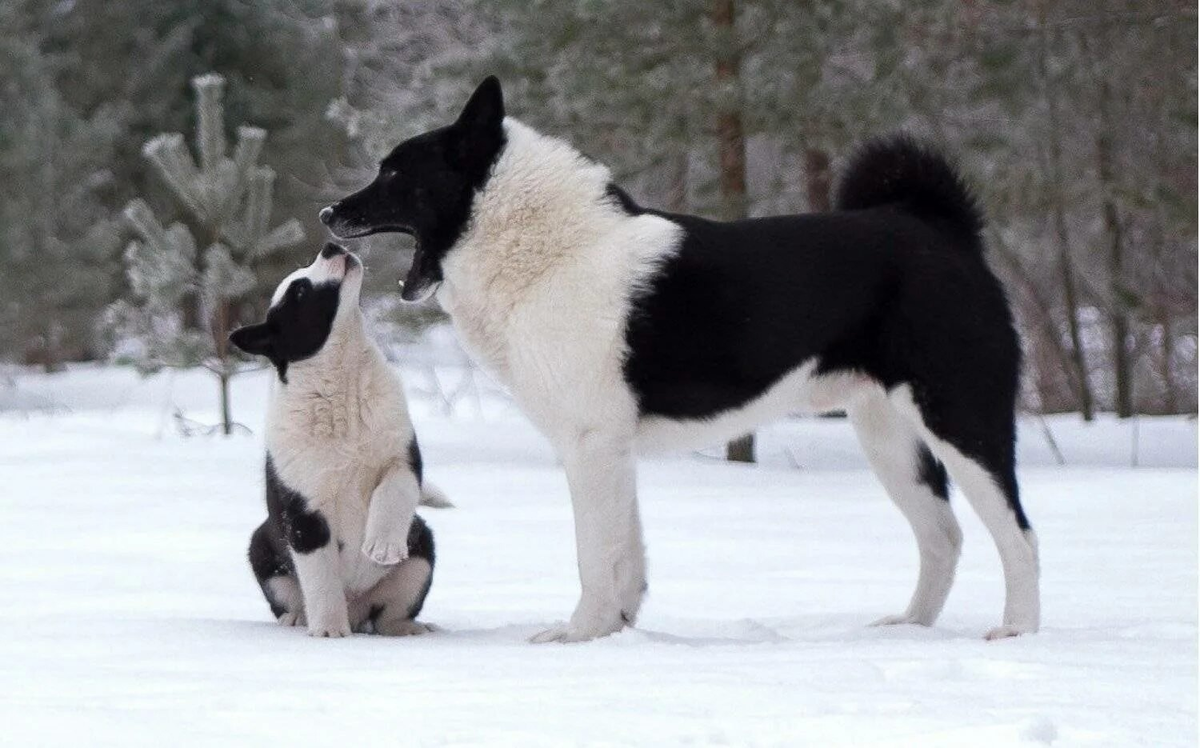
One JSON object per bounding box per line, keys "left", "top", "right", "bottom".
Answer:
{"left": 108, "top": 73, "right": 303, "bottom": 435}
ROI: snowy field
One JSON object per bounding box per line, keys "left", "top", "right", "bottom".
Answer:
{"left": 1, "top": 365, "right": 1196, "bottom": 747}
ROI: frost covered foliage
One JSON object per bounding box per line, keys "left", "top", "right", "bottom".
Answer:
{"left": 107, "top": 73, "right": 303, "bottom": 434}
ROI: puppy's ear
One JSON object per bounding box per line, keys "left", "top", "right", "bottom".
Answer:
{"left": 451, "top": 76, "right": 504, "bottom": 169}
{"left": 229, "top": 323, "right": 273, "bottom": 357}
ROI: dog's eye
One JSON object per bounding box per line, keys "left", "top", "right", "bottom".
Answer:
{"left": 291, "top": 283, "right": 307, "bottom": 300}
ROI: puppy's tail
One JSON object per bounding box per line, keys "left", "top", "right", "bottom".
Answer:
{"left": 836, "top": 134, "right": 984, "bottom": 254}
{"left": 419, "top": 482, "right": 454, "bottom": 509}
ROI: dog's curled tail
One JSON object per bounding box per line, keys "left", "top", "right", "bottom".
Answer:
{"left": 836, "top": 134, "right": 985, "bottom": 254}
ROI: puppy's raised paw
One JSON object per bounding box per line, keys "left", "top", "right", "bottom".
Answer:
{"left": 362, "top": 538, "right": 408, "bottom": 566}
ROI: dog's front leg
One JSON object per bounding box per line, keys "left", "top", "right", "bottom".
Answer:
{"left": 532, "top": 430, "right": 646, "bottom": 644}
{"left": 291, "top": 542, "right": 350, "bottom": 638}
{"left": 362, "top": 464, "right": 421, "bottom": 566}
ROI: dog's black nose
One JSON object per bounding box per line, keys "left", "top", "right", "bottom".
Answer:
{"left": 321, "top": 242, "right": 346, "bottom": 259}
{"left": 318, "top": 206, "right": 335, "bottom": 225}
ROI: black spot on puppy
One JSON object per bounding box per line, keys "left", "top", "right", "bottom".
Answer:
{"left": 266, "top": 455, "right": 331, "bottom": 554}
{"left": 248, "top": 521, "right": 292, "bottom": 618}
{"left": 407, "top": 436, "right": 424, "bottom": 485}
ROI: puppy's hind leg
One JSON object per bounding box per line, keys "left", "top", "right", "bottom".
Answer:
{"left": 362, "top": 516, "right": 435, "bottom": 636}
{"left": 248, "top": 521, "right": 305, "bottom": 627}
{"left": 849, "top": 394, "right": 962, "bottom": 628}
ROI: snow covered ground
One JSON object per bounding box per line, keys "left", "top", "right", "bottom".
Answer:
{"left": 1, "top": 366, "right": 1196, "bottom": 746}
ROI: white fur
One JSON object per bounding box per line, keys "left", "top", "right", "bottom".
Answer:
{"left": 437, "top": 120, "right": 681, "bottom": 641}
{"left": 266, "top": 576, "right": 305, "bottom": 627}
{"left": 848, "top": 391, "right": 962, "bottom": 627}
{"left": 264, "top": 251, "right": 432, "bottom": 637}
{"left": 637, "top": 362, "right": 876, "bottom": 453}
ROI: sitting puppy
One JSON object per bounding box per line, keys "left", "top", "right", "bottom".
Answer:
{"left": 231, "top": 242, "right": 438, "bottom": 637}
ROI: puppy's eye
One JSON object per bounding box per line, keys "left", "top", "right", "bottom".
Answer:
{"left": 291, "top": 283, "right": 307, "bottom": 300}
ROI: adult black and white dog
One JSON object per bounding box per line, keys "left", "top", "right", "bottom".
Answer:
{"left": 231, "top": 243, "right": 443, "bottom": 637}
{"left": 320, "top": 77, "right": 1038, "bottom": 642}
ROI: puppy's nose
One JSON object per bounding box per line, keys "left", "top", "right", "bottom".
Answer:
{"left": 318, "top": 205, "right": 335, "bottom": 225}
{"left": 321, "top": 242, "right": 346, "bottom": 259}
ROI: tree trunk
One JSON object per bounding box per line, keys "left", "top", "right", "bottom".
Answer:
{"left": 712, "top": 0, "right": 747, "bottom": 223}
{"left": 803, "top": 147, "right": 833, "bottom": 213}
{"left": 667, "top": 150, "right": 689, "bottom": 213}
{"left": 711, "top": 0, "right": 754, "bottom": 463}
{"left": 214, "top": 299, "right": 234, "bottom": 435}
{"left": 218, "top": 370, "right": 232, "bottom": 436}
{"left": 1038, "top": 7, "right": 1094, "bottom": 421}
{"left": 1095, "top": 80, "right": 1133, "bottom": 418}
{"left": 726, "top": 434, "right": 755, "bottom": 464}
{"left": 1159, "top": 313, "right": 1176, "bottom": 414}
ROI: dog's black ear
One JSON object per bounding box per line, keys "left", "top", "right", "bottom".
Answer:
{"left": 229, "top": 323, "right": 273, "bottom": 357}
{"left": 451, "top": 76, "right": 504, "bottom": 169}
{"left": 457, "top": 76, "right": 504, "bottom": 131}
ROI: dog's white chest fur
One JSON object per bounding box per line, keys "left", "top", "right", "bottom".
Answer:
{"left": 437, "top": 119, "right": 681, "bottom": 444}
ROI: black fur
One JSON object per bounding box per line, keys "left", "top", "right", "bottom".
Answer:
{"left": 408, "top": 436, "right": 424, "bottom": 485}
{"left": 265, "top": 454, "right": 331, "bottom": 554}
{"left": 321, "top": 76, "right": 507, "bottom": 302}
{"left": 248, "top": 521, "right": 291, "bottom": 618}
{"left": 916, "top": 445, "right": 950, "bottom": 501}
{"left": 836, "top": 135, "right": 985, "bottom": 254}
{"left": 229, "top": 273, "right": 343, "bottom": 383}
{"left": 622, "top": 136, "right": 1027, "bottom": 527}
{"left": 403, "top": 515, "right": 436, "bottom": 619}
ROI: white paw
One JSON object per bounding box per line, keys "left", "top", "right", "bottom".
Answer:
{"left": 870, "top": 613, "right": 931, "bottom": 627}
{"left": 277, "top": 610, "right": 306, "bottom": 627}
{"left": 984, "top": 624, "right": 1036, "bottom": 641}
{"left": 530, "top": 615, "right": 626, "bottom": 644}
{"left": 307, "top": 616, "right": 352, "bottom": 638}
{"left": 362, "top": 537, "right": 408, "bottom": 566}
{"left": 376, "top": 619, "right": 434, "bottom": 637}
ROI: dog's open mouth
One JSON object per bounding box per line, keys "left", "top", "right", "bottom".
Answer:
{"left": 330, "top": 223, "right": 415, "bottom": 241}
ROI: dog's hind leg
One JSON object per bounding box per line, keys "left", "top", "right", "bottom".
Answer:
{"left": 849, "top": 393, "right": 962, "bottom": 628}
{"left": 362, "top": 557, "right": 435, "bottom": 636}
{"left": 892, "top": 387, "right": 1040, "bottom": 640}
{"left": 248, "top": 522, "right": 305, "bottom": 627}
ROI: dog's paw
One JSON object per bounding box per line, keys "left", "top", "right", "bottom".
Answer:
{"left": 530, "top": 616, "right": 626, "bottom": 644}
{"left": 277, "top": 610, "right": 306, "bottom": 627}
{"left": 362, "top": 537, "right": 408, "bottom": 566}
{"left": 869, "top": 613, "right": 930, "bottom": 627}
{"left": 984, "top": 624, "right": 1036, "bottom": 641}
{"left": 376, "top": 619, "right": 434, "bottom": 637}
{"left": 307, "top": 615, "right": 352, "bottom": 638}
